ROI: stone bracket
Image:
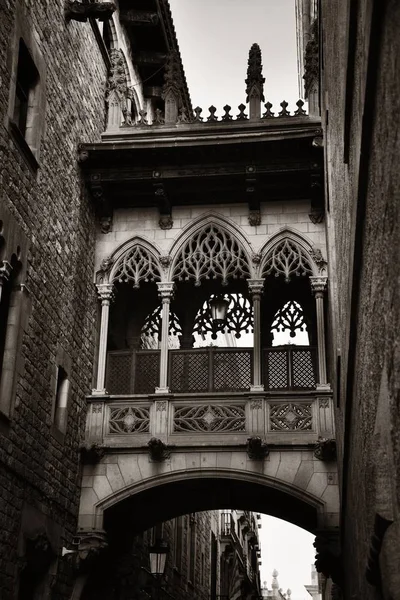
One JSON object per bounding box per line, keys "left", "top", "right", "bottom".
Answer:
{"left": 147, "top": 437, "right": 171, "bottom": 461}
{"left": 246, "top": 436, "right": 269, "bottom": 459}
{"left": 314, "top": 437, "right": 337, "bottom": 461}
{"left": 65, "top": 1, "right": 116, "bottom": 22}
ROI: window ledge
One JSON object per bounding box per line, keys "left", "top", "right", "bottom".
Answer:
{"left": 9, "top": 120, "right": 40, "bottom": 173}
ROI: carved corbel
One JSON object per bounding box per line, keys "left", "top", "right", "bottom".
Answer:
{"left": 246, "top": 436, "right": 269, "bottom": 459}
{"left": 314, "top": 534, "right": 343, "bottom": 589}
{"left": 80, "top": 442, "right": 106, "bottom": 464}
{"left": 147, "top": 437, "right": 170, "bottom": 461}
{"left": 153, "top": 181, "right": 173, "bottom": 229}
{"left": 314, "top": 437, "right": 337, "bottom": 461}
{"left": 65, "top": 1, "right": 116, "bottom": 22}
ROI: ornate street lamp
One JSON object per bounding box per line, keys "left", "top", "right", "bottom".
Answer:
{"left": 149, "top": 539, "right": 169, "bottom": 577}
{"left": 209, "top": 295, "right": 230, "bottom": 326}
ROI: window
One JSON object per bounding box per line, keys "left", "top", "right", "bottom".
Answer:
{"left": 53, "top": 366, "right": 70, "bottom": 433}
{"left": 12, "top": 40, "right": 39, "bottom": 142}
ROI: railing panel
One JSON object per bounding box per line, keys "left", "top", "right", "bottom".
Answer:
{"left": 106, "top": 350, "right": 160, "bottom": 394}
{"left": 169, "top": 351, "right": 209, "bottom": 393}
{"left": 173, "top": 403, "right": 246, "bottom": 433}
{"left": 263, "top": 346, "right": 317, "bottom": 390}
{"left": 214, "top": 350, "right": 252, "bottom": 392}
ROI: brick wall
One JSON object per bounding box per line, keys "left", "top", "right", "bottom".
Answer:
{"left": 0, "top": 0, "right": 107, "bottom": 597}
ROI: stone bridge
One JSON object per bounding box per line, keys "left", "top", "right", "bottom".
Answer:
{"left": 79, "top": 391, "right": 339, "bottom": 536}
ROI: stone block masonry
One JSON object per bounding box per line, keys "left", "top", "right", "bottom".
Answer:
{"left": 0, "top": 1, "right": 107, "bottom": 597}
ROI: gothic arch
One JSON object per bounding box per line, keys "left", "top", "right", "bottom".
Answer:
{"left": 258, "top": 229, "right": 320, "bottom": 281}
{"left": 97, "top": 237, "right": 164, "bottom": 288}
{"left": 168, "top": 213, "right": 255, "bottom": 285}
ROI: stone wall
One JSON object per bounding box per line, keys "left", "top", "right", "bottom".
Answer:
{"left": 0, "top": 0, "right": 107, "bottom": 597}
{"left": 321, "top": 0, "right": 400, "bottom": 598}
{"left": 94, "top": 200, "right": 327, "bottom": 270}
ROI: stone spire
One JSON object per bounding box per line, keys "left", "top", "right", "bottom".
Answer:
{"left": 245, "top": 43, "right": 265, "bottom": 120}
{"left": 272, "top": 569, "right": 279, "bottom": 598}
{"left": 162, "top": 51, "right": 183, "bottom": 124}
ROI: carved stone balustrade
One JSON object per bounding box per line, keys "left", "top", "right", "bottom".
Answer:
{"left": 85, "top": 391, "right": 335, "bottom": 448}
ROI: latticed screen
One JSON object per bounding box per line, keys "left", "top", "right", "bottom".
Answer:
{"left": 106, "top": 352, "right": 133, "bottom": 395}
{"left": 213, "top": 350, "right": 251, "bottom": 391}
{"left": 264, "top": 350, "right": 288, "bottom": 389}
{"left": 169, "top": 351, "right": 209, "bottom": 393}
{"left": 292, "top": 349, "right": 316, "bottom": 388}
{"left": 134, "top": 352, "right": 160, "bottom": 394}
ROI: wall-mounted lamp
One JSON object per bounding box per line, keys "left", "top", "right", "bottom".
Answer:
{"left": 210, "top": 296, "right": 230, "bottom": 325}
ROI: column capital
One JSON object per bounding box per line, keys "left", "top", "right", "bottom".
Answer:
{"left": 247, "top": 278, "right": 265, "bottom": 296}
{"left": 157, "top": 281, "right": 174, "bottom": 300}
{"left": 96, "top": 283, "right": 114, "bottom": 303}
{"left": 0, "top": 261, "right": 12, "bottom": 284}
{"left": 310, "top": 276, "right": 328, "bottom": 295}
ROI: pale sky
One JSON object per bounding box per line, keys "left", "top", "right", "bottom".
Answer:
{"left": 169, "top": 0, "right": 301, "bottom": 115}
{"left": 168, "top": 2, "right": 314, "bottom": 597}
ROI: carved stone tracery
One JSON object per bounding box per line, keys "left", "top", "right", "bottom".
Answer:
{"left": 271, "top": 300, "right": 308, "bottom": 338}
{"left": 193, "top": 293, "right": 253, "bottom": 340}
{"left": 262, "top": 239, "right": 314, "bottom": 282}
{"left": 112, "top": 245, "right": 161, "bottom": 288}
{"left": 172, "top": 224, "right": 250, "bottom": 286}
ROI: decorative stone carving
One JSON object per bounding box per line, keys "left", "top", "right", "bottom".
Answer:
{"left": 314, "top": 535, "right": 343, "bottom": 588}
{"left": 100, "top": 215, "right": 112, "bottom": 234}
{"left": 207, "top": 106, "right": 218, "bottom": 122}
{"left": 173, "top": 404, "right": 246, "bottom": 433}
{"left": 309, "top": 207, "right": 325, "bottom": 224}
{"left": 310, "top": 248, "right": 327, "bottom": 274}
{"left": 310, "top": 276, "right": 328, "bottom": 296}
{"left": 262, "top": 102, "right": 275, "bottom": 118}
{"left": 250, "top": 399, "right": 262, "bottom": 409}
{"left": 106, "top": 49, "right": 132, "bottom": 128}
{"left": 65, "top": 1, "right": 116, "bottom": 22}
{"left": 112, "top": 245, "right": 161, "bottom": 288}
{"left": 246, "top": 436, "right": 269, "bottom": 459}
{"left": 237, "top": 104, "right": 248, "bottom": 120}
{"left": 294, "top": 99, "right": 307, "bottom": 116}
{"left": 109, "top": 406, "right": 150, "bottom": 434}
{"left": 193, "top": 106, "right": 204, "bottom": 122}
{"left": 251, "top": 253, "right": 262, "bottom": 265}
{"left": 193, "top": 293, "right": 253, "bottom": 340}
{"left": 147, "top": 437, "right": 170, "bottom": 461}
{"left": 156, "top": 401, "right": 167, "bottom": 411}
{"left": 245, "top": 43, "right": 265, "bottom": 102}
{"left": 80, "top": 442, "right": 106, "bottom": 464}
{"left": 262, "top": 239, "right": 313, "bottom": 283}
{"left": 172, "top": 223, "right": 250, "bottom": 286}
{"left": 278, "top": 101, "right": 290, "bottom": 117}
{"left": 248, "top": 210, "right": 261, "bottom": 226}
{"left": 304, "top": 19, "right": 319, "bottom": 99}
{"left": 99, "top": 255, "right": 114, "bottom": 275}
{"left": 0, "top": 261, "right": 12, "bottom": 285}
{"left": 314, "top": 437, "right": 337, "bottom": 461}
{"left": 221, "top": 105, "right": 233, "bottom": 121}
{"left": 77, "top": 144, "right": 89, "bottom": 162}
{"left": 137, "top": 109, "right": 148, "bottom": 125}
{"left": 162, "top": 51, "right": 183, "bottom": 124}
{"left": 159, "top": 215, "right": 173, "bottom": 230}
{"left": 154, "top": 108, "right": 165, "bottom": 124}
{"left": 178, "top": 106, "right": 192, "bottom": 123}
{"left": 270, "top": 403, "right": 312, "bottom": 431}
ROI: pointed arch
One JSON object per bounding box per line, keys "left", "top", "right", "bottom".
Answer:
{"left": 259, "top": 229, "right": 319, "bottom": 281}
{"left": 169, "top": 213, "right": 254, "bottom": 285}
{"left": 97, "top": 236, "right": 163, "bottom": 288}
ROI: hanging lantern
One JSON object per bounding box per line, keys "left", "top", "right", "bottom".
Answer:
{"left": 149, "top": 539, "right": 169, "bottom": 576}
{"left": 209, "top": 295, "right": 230, "bottom": 325}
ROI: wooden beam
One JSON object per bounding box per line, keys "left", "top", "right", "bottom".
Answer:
{"left": 120, "top": 10, "right": 159, "bottom": 26}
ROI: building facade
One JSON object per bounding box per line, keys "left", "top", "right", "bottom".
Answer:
{"left": 296, "top": 1, "right": 400, "bottom": 599}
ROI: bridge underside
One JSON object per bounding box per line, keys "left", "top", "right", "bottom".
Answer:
{"left": 79, "top": 449, "right": 339, "bottom": 535}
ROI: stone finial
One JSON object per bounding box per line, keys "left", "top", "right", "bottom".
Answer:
{"left": 246, "top": 43, "right": 265, "bottom": 120}
{"left": 193, "top": 107, "right": 203, "bottom": 122}
{"left": 207, "top": 106, "right": 218, "bottom": 122}
{"left": 262, "top": 102, "right": 275, "bottom": 118}
{"left": 237, "top": 104, "right": 248, "bottom": 120}
{"left": 106, "top": 49, "right": 132, "bottom": 129}
{"left": 278, "top": 101, "right": 290, "bottom": 117}
{"left": 221, "top": 105, "right": 233, "bottom": 121}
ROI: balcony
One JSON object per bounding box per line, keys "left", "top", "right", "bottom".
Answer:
{"left": 105, "top": 346, "right": 317, "bottom": 395}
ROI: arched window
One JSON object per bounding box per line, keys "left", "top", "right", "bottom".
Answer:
{"left": 112, "top": 244, "right": 161, "bottom": 288}
{"left": 140, "top": 305, "right": 182, "bottom": 349}
{"left": 262, "top": 239, "right": 313, "bottom": 282}
{"left": 172, "top": 224, "right": 250, "bottom": 286}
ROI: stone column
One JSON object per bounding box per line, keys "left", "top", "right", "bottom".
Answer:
{"left": 156, "top": 282, "right": 174, "bottom": 394}
{"left": 93, "top": 283, "right": 114, "bottom": 395}
{"left": 310, "top": 276, "right": 330, "bottom": 390}
{"left": 248, "top": 279, "right": 265, "bottom": 392}
{"left": 0, "top": 261, "right": 12, "bottom": 303}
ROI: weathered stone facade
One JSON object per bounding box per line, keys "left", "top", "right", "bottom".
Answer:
{"left": 0, "top": 1, "right": 107, "bottom": 597}
{"left": 297, "top": 0, "right": 400, "bottom": 598}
